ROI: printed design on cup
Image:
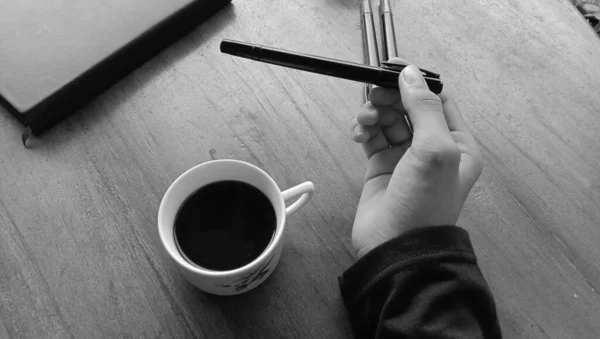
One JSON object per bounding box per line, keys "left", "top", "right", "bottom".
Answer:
{"left": 218, "top": 254, "right": 275, "bottom": 292}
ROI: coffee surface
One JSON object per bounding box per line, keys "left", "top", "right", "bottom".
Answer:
{"left": 174, "top": 180, "right": 276, "bottom": 271}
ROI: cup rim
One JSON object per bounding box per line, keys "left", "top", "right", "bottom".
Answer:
{"left": 158, "top": 159, "right": 286, "bottom": 278}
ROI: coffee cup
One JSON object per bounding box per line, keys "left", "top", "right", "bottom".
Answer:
{"left": 158, "top": 159, "right": 314, "bottom": 295}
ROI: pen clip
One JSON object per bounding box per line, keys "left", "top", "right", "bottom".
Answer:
{"left": 381, "top": 61, "right": 440, "bottom": 79}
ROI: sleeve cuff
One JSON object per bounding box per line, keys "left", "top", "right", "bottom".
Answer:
{"left": 338, "top": 225, "right": 476, "bottom": 305}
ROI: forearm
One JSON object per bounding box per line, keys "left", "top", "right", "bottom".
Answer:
{"left": 339, "top": 226, "right": 502, "bottom": 339}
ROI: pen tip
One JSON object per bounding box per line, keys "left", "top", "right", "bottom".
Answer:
{"left": 220, "top": 38, "right": 249, "bottom": 55}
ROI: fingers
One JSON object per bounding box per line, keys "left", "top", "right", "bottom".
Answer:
{"left": 369, "top": 87, "right": 401, "bottom": 106}
{"left": 357, "top": 102, "right": 399, "bottom": 126}
{"left": 350, "top": 116, "right": 391, "bottom": 158}
{"left": 370, "top": 57, "right": 410, "bottom": 107}
{"left": 362, "top": 126, "right": 390, "bottom": 158}
{"left": 366, "top": 59, "right": 411, "bottom": 107}
{"left": 363, "top": 147, "right": 405, "bottom": 182}
{"left": 354, "top": 102, "right": 411, "bottom": 146}
{"left": 437, "top": 93, "right": 483, "bottom": 194}
{"left": 382, "top": 120, "right": 412, "bottom": 146}
{"left": 439, "top": 93, "right": 469, "bottom": 133}
{"left": 351, "top": 119, "right": 379, "bottom": 143}
{"left": 439, "top": 93, "right": 479, "bottom": 155}
{"left": 398, "top": 65, "right": 452, "bottom": 145}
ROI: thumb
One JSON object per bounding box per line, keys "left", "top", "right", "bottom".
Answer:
{"left": 398, "top": 65, "right": 451, "bottom": 144}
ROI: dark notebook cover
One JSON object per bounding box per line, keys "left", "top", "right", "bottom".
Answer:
{"left": 0, "top": 0, "right": 231, "bottom": 136}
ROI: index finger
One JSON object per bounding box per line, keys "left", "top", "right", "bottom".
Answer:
{"left": 369, "top": 87, "right": 401, "bottom": 106}
{"left": 368, "top": 57, "right": 411, "bottom": 106}
{"left": 439, "top": 93, "right": 469, "bottom": 133}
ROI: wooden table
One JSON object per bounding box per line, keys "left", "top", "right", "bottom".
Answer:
{"left": 2, "top": 0, "right": 600, "bottom": 337}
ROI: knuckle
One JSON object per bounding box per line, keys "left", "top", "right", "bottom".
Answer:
{"left": 467, "top": 142, "right": 484, "bottom": 172}
{"left": 409, "top": 90, "right": 442, "bottom": 111}
{"left": 416, "top": 93, "right": 442, "bottom": 109}
{"left": 438, "top": 91, "right": 455, "bottom": 104}
{"left": 360, "top": 102, "right": 376, "bottom": 116}
{"left": 412, "top": 141, "right": 460, "bottom": 168}
{"left": 444, "top": 97, "right": 456, "bottom": 106}
{"left": 363, "top": 102, "right": 378, "bottom": 112}
{"left": 472, "top": 153, "right": 484, "bottom": 175}
{"left": 371, "top": 87, "right": 401, "bottom": 104}
{"left": 368, "top": 87, "right": 385, "bottom": 104}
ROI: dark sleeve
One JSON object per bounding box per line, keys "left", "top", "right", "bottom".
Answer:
{"left": 339, "top": 226, "right": 502, "bottom": 339}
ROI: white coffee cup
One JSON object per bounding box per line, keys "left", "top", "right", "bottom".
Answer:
{"left": 158, "top": 159, "right": 314, "bottom": 295}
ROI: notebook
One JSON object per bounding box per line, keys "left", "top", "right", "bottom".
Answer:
{"left": 0, "top": 0, "right": 231, "bottom": 136}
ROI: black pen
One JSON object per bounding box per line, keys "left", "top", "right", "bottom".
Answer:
{"left": 220, "top": 39, "right": 443, "bottom": 94}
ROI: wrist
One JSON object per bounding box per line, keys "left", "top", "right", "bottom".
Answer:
{"left": 355, "top": 224, "right": 461, "bottom": 259}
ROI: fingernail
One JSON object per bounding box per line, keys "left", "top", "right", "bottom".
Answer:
{"left": 402, "top": 65, "right": 425, "bottom": 86}
{"left": 353, "top": 125, "right": 364, "bottom": 139}
{"left": 354, "top": 125, "right": 371, "bottom": 142}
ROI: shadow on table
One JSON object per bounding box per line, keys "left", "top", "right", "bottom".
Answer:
{"left": 185, "top": 270, "right": 354, "bottom": 337}
{"left": 188, "top": 273, "right": 351, "bottom": 336}
{"left": 23, "top": 3, "right": 236, "bottom": 150}
{"left": 195, "top": 278, "right": 287, "bottom": 333}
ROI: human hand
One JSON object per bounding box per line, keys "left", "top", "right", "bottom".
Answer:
{"left": 350, "top": 60, "right": 483, "bottom": 258}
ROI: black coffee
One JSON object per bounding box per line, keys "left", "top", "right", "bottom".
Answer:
{"left": 174, "top": 180, "right": 276, "bottom": 271}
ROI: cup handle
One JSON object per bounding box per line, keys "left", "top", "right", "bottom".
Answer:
{"left": 282, "top": 182, "right": 315, "bottom": 216}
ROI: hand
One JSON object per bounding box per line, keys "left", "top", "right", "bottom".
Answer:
{"left": 350, "top": 60, "right": 483, "bottom": 258}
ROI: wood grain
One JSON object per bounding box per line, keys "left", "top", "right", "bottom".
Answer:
{"left": 1, "top": 0, "right": 600, "bottom": 338}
